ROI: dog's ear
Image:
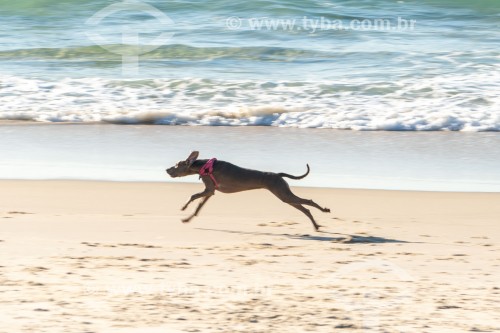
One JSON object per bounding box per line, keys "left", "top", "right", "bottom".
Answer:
{"left": 185, "top": 151, "right": 199, "bottom": 166}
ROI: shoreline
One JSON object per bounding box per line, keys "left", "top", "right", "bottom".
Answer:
{"left": 1, "top": 120, "right": 500, "bottom": 132}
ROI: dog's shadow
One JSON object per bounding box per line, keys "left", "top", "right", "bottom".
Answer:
{"left": 195, "top": 227, "right": 411, "bottom": 244}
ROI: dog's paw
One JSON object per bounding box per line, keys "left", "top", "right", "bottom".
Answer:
{"left": 181, "top": 218, "right": 191, "bottom": 223}
{"left": 181, "top": 205, "right": 188, "bottom": 211}
{"left": 323, "top": 207, "right": 331, "bottom": 213}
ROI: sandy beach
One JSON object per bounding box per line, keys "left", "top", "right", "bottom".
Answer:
{"left": 1, "top": 180, "right": 498, "bottom": 332}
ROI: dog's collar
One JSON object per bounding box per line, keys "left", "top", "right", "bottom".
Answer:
{"left": 199, "top": 158, "right": 218, "bottom": 189}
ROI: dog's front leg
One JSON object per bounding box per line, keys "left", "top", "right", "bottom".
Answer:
{"left": 182, "top": 195, "right": 212, "bottom": 223}
{"left": 181, "top": 188, "right": 214, "bottom": 211}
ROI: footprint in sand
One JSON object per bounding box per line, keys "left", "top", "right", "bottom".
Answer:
{"left": 105, "top": 326, "right": 186, "bottom": 333}
{"left": 23, "top": 266, "right": 49, "bottom": 273}
{"left": 81, "top": 242, "right": 161, "bottom": 249}
{"left": 265, "top": 221, "right": 299, "bottom": 227}
{"left": 437, "top": 305, "right": 461, "bottom": 310}
{"left": 397, "top": 252, "right": 423, "bottom": 256}
{"left": 81, "top": 242, "right": 117, "bottom": 248}
{"left": 117, "top": 243, "right": 162, "bottom": 249}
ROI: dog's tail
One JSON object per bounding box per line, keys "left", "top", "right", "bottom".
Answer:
{"left": 278, "top": 164, "right": 310, "bottom": 180}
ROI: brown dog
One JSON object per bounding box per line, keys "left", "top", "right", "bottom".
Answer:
{"left": 166, "top": 151, "right": 330, "bottom": 230}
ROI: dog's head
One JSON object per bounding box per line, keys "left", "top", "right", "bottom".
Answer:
{"left": 166, "top": 151, "right": 199, "bottom": 178}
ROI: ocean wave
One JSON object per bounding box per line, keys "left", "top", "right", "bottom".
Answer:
{"left": 1, "top": 75, "right": 499, "bottom": 131}
{"left": 0, "top": 44, "right": 328, "bottom": 62}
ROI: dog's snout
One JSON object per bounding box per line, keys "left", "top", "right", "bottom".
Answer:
{"left": 166, "top": 167, "right": 176, "bottom": 177}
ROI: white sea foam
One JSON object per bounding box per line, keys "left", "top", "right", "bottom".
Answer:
{"left": 1, "top": 73, "right": 499, "bottom": 131}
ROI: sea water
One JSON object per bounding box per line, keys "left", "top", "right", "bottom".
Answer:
{"left": 0, "top": 1, "right": 499, "bottom": 190}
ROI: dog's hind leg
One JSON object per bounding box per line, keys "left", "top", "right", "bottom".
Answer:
{"left": 182, "top": 195, "right": 212, "bottom": 223}
{"left": 289, "top": 203, "right": 322, "bottom": 231}
{"left": 296, "top": 197, "right": 330, "bottom": 213}
{"left": 269, "top": 180, "right": 330, "bottom": 213}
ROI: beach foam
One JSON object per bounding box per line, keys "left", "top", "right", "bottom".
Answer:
{"left": 1, "top": 73, "right": 499, "bottom": 131}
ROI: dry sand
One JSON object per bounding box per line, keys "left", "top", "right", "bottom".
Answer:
{"left": 0, "top": 180, "right": 499, "bottom": 332}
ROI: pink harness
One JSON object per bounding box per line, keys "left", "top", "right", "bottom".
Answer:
{"left": 199, "top": 158, "right": 218, "bottom": 189}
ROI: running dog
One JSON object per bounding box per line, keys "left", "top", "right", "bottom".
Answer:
{"left": 166, "top": 151, "right": 330, "bottom": 230}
